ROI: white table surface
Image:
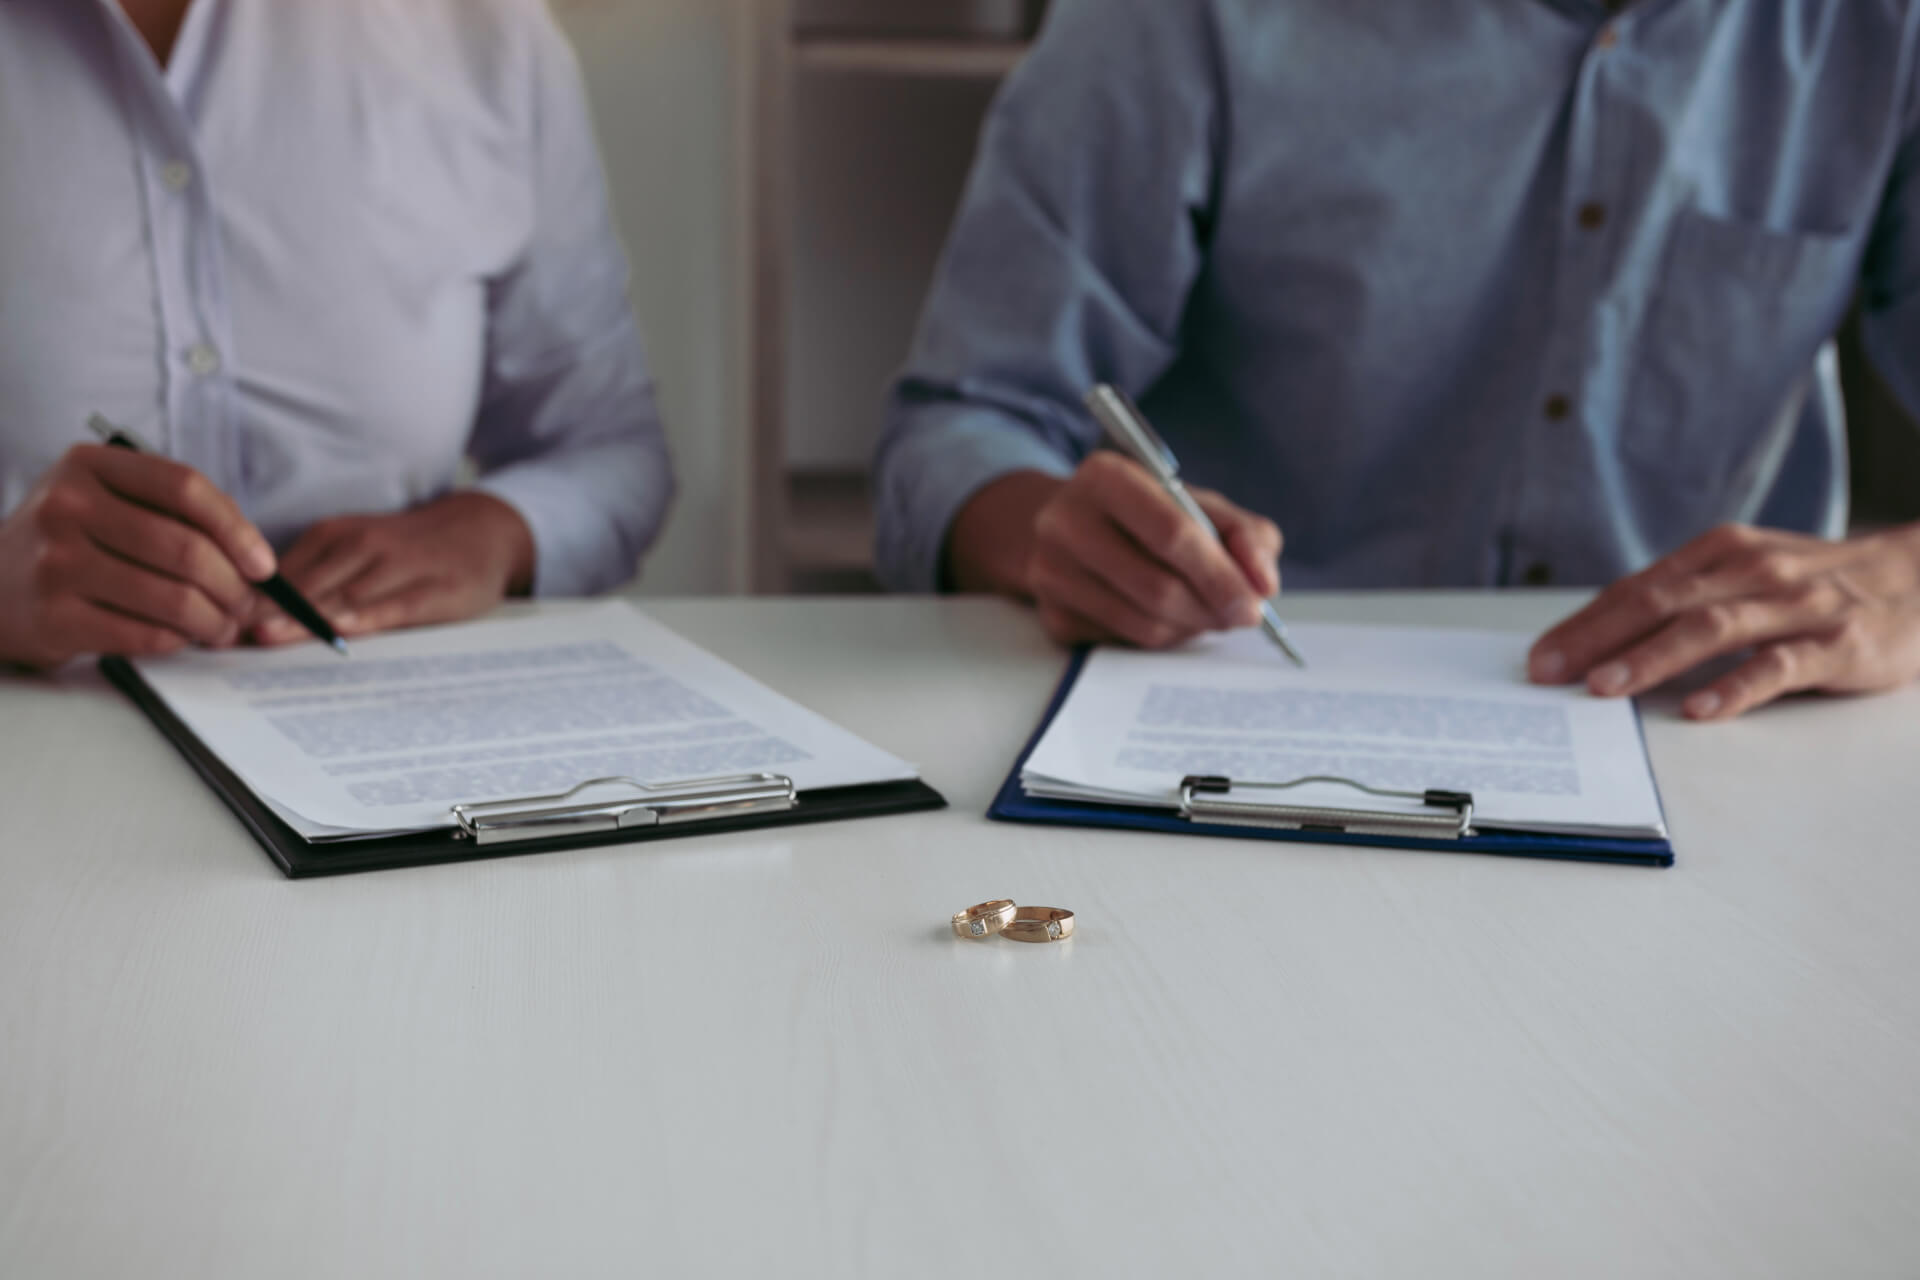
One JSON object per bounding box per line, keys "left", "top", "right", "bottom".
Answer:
{"left": 2, "top": 593, "right": 1917, "bottom": 1279}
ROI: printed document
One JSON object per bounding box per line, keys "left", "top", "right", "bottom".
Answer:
{"left": 132, "top": 602, "right": 918, "bottom": 840}
{"left": 1022, "top": 624, "right": 1666, "bottom": 839}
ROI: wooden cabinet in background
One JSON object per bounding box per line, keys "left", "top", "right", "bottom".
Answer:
{"left": 747, "top": 0, "right": 1031, "bottom": 592}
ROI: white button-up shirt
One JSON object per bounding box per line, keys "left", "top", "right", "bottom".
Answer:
{"left": 0, "top": 0, "right": 673, "bottom": 596}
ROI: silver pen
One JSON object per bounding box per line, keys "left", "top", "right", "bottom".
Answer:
{"left": 1083, "top": 384, "right": 1306, "bottom": 667}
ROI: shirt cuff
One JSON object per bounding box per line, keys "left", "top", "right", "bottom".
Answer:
{"left": 472, "top": 457, "right": 664, "bottom": 599}
{"left": 874, "top": 404, "right": 1077, "bottom": 593}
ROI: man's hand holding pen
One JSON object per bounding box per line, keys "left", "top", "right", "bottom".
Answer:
{"left": 1025, "top": 454, "right": 1282, "bottom": 650}
{"left": 946, "top": 455, "right": 1284, "bottom": 652}
{"left": 944, "top": 384, "right": 1296, "bottom": 658}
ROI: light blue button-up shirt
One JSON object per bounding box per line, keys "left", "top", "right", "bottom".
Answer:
{"left": 875, "top": 0, "right": 1920, "bottom": 593}
{"left": 0, "top": 0, "right": 672, "bottom": 597}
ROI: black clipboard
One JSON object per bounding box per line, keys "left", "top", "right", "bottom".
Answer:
{"left": 987, "top": 650, "right": 1673, "bottom": 868}
{"left": 102, "top": 656, "right": 947, "bottom": 879}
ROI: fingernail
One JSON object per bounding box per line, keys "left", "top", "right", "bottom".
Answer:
{"left": 1531, "top": 649, "right": 1566, "bottom": 682}
{"left": 334, "top": 611, "right": 359, "bottom": 630}
{"left": 245, "top": 541, "right": 276, "bottom": 581}
{"left": 1591, "top": 662, "right": 1631, "bottom": 696}
{"left": 1230, "top": 600, "right": 1261, "bottom": 629}
{"left": 1685, "top": 691, "right": 1722, "bottom": 719}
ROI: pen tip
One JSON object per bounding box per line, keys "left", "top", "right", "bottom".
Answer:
{"left": 331, "top": 638, "right": 351, "bottom": 657}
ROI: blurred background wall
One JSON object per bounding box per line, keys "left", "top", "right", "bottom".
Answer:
{"left": 551, "top": 0, "right": 751, "bottom": 596}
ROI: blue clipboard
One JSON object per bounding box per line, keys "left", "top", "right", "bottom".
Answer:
{"left": 988, "top": 650, "right": 1674, "bottom": 868}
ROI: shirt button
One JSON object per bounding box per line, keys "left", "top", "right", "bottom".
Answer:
{"left": 1544, "top": 393, "right": 1572, "bottom": 421}
{"left": 160, "top": 161, "right": 193, "bottom": 192}
{"left": 185, "top": 343, "right": 222, "bottom": 377}
{"left": 1577, "top": 201, "right": 1607, "bottom": 230}
{"left": 1596, "top": 25, "right": 1619, "bottom": 50}
{"left": 1523, "top": 562, "right": 1555, "bottom": 587}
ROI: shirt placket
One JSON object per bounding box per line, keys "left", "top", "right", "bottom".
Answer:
{"left": 1509, "top": 12, "right": 1631, "bottom": 587}
{"left": 102, "top": 1, "right": 242, "bottom": 499}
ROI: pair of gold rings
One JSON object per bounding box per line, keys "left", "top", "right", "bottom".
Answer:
{"left": 950, "top": 899, "right": 1075, "bottom": 943}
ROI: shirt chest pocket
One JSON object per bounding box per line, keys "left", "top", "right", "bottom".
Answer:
{"left": 1625, "top": 208, "right": 1859, "bottom": 497}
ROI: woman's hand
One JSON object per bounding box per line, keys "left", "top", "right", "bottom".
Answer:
{"left": 248, "top": 492, "right": 535, "bottom": 645}
{"left": 0, "top": 445, "right": 274, "bottom": 669}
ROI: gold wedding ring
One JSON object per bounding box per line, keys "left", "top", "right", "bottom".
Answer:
{"left": 952, "top": 899, "right": 1017, "bottom": 939}
{"left": 1001, "top": 906, "right": 1074, "bottom": 943}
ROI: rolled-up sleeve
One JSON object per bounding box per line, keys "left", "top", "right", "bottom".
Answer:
{"left": 871, "top": 0, "right": 1220, "bottom": 592}
{"left": 468, "top": 8, "right": 674, "bottom": 598}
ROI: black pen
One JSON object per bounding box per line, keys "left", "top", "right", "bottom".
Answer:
{"left": 86, "top": 414, "right": 350, "bottom": 657}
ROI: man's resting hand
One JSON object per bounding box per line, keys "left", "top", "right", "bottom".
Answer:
{"left": 1530, "top": 523, "right": 1920, "bottom": 719}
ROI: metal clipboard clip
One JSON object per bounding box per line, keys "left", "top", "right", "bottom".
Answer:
{"left": 1178, "top": 774, "right": 1476, "bottom": 841}
{"left": 451, "top": 773, "right": 799, "bottom": 846}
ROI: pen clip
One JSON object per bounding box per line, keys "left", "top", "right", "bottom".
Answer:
{"left": 1085, "top": 384, "right": 1180, "bottom": 477}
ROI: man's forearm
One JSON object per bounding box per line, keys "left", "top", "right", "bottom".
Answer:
{"left": 944, "top": 471, "right": 1065, "bottom": 596}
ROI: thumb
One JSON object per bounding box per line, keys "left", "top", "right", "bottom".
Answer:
{"left": 1194, "top": 490, "right": 1282, "bottom": 597}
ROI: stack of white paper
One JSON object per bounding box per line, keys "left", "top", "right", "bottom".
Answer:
{"left": 1022, "top": 624, "right": 1666, "bottom": 840}
{"left": 132, "top": 602, "right": 920, "bottom": 842}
